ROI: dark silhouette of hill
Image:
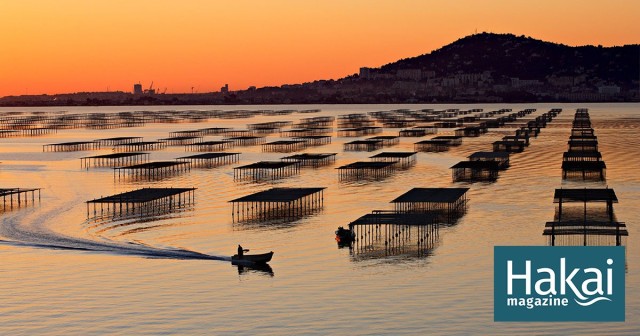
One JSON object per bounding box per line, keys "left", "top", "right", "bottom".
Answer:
{"left": 378, "top": 33, "right": 638, "bottom": 83}
{"left": 1, "top": 33, "right": 638, "bottom": 106}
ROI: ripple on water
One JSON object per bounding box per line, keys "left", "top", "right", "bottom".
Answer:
{"left": 0, "top": 104, "right": 639, "bottom": 335}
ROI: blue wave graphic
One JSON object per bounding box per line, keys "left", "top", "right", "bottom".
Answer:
{"left": 574, "top": 297, "right": 612, "bottom": 306}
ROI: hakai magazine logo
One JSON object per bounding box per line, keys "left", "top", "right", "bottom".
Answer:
{"left": 494, "top": 246, "right": 625, "bottom": 321}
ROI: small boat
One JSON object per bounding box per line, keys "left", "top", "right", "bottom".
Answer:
{"left": 231, "top": 251, "right": 274, "bottom": 264}
{"left": 335, "top": 226, "right": 355, "bottom": 244}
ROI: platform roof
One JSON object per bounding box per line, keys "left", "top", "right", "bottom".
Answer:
{"left": 345, "top": 139, "right": 383, "bottom": 145}
{"left": 158, "top": 136, "right": 201, "bottom": 140}
{"left": 468, "top": 152, "right": 510, "bottom": 159}
{"left": 553, "top": 188, "right": 618, "bottom": 203}
{"left": 569, "top": 135, "right": 598, "bottom": 140}
{"left": 340, "top": 126, "right": 381, "bottom": 131}
{"left": 115, "top": 161, "right": 189, "bottom": 170}
{"left": 493, "top": 140, "right": 525, "bottom": 145}
{"left": 432, "top": 136, "right": 462, "bottom": 140}
{"left": 370, "top": 152, "right": 417, "bottom": 159}
{"left": 197, "top": 127, "right": 232, "bottom": 132}
{"left": 350, "top": 212, "right": 437, "bottom": 226}
{"left": 46, "top": 141, "right": 97, "bottom": 146}
{"left": 95, "top": 136, "right": 143, "bottom": 141}
{"left": 368, "top": 136, "right": 399, "bottom": 140}
{"left": 229, "top": 187, "right": 325, "bottom": 203}
{"left": 87, "top": 187, "right": 196, "bottom": 204}
{"left": 337, "top": 161, "right": 397, "bottom": 169}
{"left": 114, "top": 141, "right": 165, "bottom": 146}
{"left": 561, "top": 161, "right": 607, "bottom": 170}
{"left": 544, "top": 220, "right": 626, "bottom": 228}
{"left": 191, "top": 141, "right": 233, "bottom": 145}
{"left": 0, "top": 188, "right": 41, "bottom": 196}
{"left": 451, "top": 161, "right": 500, "bottom": 169}
{"left": 177, "top": 153, "right": 240, "bottom": 160}
{"left": 563, "top": 151, "right": 602, "bottom": 158}
{"left": 263, "top": 140, "right": 306, "bottom": 145}
{"left": 235, "top": 161, "right": 298, "bottom": 169}
{"left": 81, "top": 152, "right": 148, "bottom": 159}
{"left": 293, "top": 135, "right": 332, "bottom": 139}
{"left": 281, "top": 153, "right": 337, "bottom": 160}
{"left": 171, "top": 130, "right": 200, "bottom": 134}
{"left": 503, "top": 135, "right": 529, "bottom": 140}
{"left": 415, "top": 139, "right": 451, "bottom": 144}
{"left": 391, "top": 188, "right": 470, "bottom": 203}
{"left": 568, "top": 140, "right": 598, "bottom": 146}
{"left": 225, "top": 136, "right": 263, "bottom": 140}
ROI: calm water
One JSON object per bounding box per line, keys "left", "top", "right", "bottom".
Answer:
{"left": 0, "top": 103, "right": 638, "bottom": 335}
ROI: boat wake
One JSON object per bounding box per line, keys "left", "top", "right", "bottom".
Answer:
{"left": 0, "top": 201, "right": 230, "bottom": 262}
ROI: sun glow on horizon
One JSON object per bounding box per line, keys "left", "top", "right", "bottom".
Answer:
{"left": 1, "top": 0, "right": 638, "bottom": 97}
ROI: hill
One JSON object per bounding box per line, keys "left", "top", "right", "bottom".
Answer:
{"left": 2, "top": 33, "right": 638, "bottom": 106}
{"left": 380, "top": 33, "right": 637, "bottom": 83}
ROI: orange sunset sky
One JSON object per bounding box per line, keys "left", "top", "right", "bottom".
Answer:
{"left": 1, "top": 0, "right": 638, "bottom": 97}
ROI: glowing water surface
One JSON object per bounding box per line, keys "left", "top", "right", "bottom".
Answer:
{"left": 0, "top": 103, "right": 637, "bottom": 335}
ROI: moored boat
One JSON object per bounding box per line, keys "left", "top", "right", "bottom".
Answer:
{"left": 335, "top": 226, "right": 355, "bottom": 244}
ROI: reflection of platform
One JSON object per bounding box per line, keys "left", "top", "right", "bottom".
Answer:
{"left": 544, "top": 187, "right": 627, "bottom": 247}
{"left": 230, "top": 187, "right": 325, "bottom": 223}
{"left": 561, "top": 161, "right": 606, "bottom": 180}
{"left": 338, "top": 127, "right": 382, "bottom": 137}
{"left": 292, "top": 135, "right": 332, "bottom": 146}
{"left": 176, "top": 152, "right": 240, "bottom": 168}
{"left": 451, "top": 161, "right": 500, "bottom": 182}
{"left": 262, "top": 140, "right": 307, "bottom": 153}
{"left": 414, "top": 136, "right": 462, "bottom": 152}
{"left": 43, "top": 141, "right": 100, "bottom": 152}
{"left": 1, "top": 188, "right": 41, "bottom": 211}
{"left": 86, "top": 187, "right": 196, "bottom": 219}
{"left": 233, "top": 161, "right": 300, "bottom": 181}
{"left": 568, "top": 140, "right": 598, "bottom": 152}
{"left": 158, "top": 136, "right": 203, "bottom": 146}
{"left": 249, "top": 121, "right": 291, "bottom": 134}
{"left": 455, "top": 126, "right": 487, "bottom": 137}
{"left": 544, "top": 220, "right": 627, "bottom": 246}
{"left": 224, "top": 136, "right": 266, "bottom": 146}
{"left": 492, "top": 140, "right": 525, "bottom": 153}
{"left": 348, "top": 211, "right": 439, "bottom": 260}
{"left": 113, "top": 141, "right": 167, "bottom": 152}
{"left": 468, "top": 152, "right": 510, "bottom": 169}
{"left": 370, "top": 152, "right": 417, "bottom": 168}
{"left": 337, "top": 161, "right": 397, "bottom": 180}
{"left": 185, "top": 141, "right": 233, "bottom": 152}
{"left": 95, "top": 136, "right": 143, "bottom": 146}
{"left": 343, "top": 139, "right": 383, "bottom": 152}
{"left": 114, "top": 161, "right": 191, "bottom": 180}
{"left": 281, "top": 153, "right": 336, "bottom": 167}
{"left": 80, "top": 152, "right": 149, "bottom": 169}
{"left": 390, "top": 188, "right": 469, "bottom": 224}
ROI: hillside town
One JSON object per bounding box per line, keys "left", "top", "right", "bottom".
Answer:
{"left": 2, "top": 33, "right": 637, "bottom": 106}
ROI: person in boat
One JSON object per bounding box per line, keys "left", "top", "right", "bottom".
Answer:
{"left": 237, "top": 244, "right": 244, "bottom": 259}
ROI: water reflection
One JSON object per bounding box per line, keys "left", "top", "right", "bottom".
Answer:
{"left": 349, "top": 223, "right": 440, "bottom": 261}
{"left": 85, "top": 206, "right": 195, "bottom": 236}
{"left": 234, "top": 263, "right": 275, "bottom": 277}
{"left": 232, "top": 208, "right": 324, "bottom": 231}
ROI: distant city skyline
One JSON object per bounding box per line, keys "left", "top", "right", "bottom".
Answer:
{"left": 1, "top": 0, "right": 638, "bottom": 97}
